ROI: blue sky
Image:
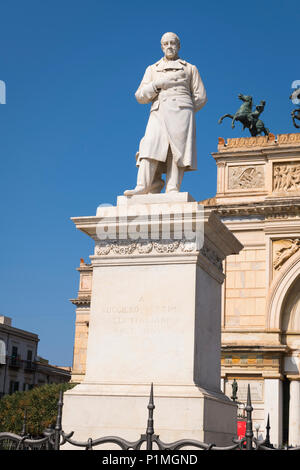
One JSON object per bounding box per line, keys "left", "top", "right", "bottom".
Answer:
{"left": 0, "top": 0, "right": 299, "bottom": 366}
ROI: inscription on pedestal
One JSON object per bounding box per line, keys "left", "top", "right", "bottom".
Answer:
{"left": 101, "top": 302, "right": 177, "bottom": 335}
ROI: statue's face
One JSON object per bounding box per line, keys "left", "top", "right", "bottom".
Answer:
{"left": 161, "top": 34, "right": 180, "bottom": 60}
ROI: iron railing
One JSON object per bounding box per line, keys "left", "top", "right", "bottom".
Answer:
{"left": 0, "top": 383, "right": 300, "bottom": 450}
{"left": 4, "top": 355, "right": 37, "bottom": 371}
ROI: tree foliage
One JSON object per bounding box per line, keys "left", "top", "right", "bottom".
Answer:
{"left": 0, "top": 382, "right": 76, "bottom": 436}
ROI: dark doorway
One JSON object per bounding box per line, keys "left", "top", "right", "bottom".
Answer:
{"left": 282, "top": 378, "right": 290, "bottom": 446}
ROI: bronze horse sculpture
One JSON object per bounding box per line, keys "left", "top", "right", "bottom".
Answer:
{"left": 290, "top": 89, "right": 300, "bottom": 129}
{"left": 218, "top": 93, "right": 270, "bottom": 136}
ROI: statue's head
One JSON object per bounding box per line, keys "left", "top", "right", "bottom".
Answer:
{"left": 161, "top": 32, "right": 180, "bottom": 60}
{"left": 290, "top": 88, "right": 300, "bottom": 103}
{"left": 238, "top": 93, "right": 253, "bottom": 104}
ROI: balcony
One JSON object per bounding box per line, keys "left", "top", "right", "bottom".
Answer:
{"left": 8, "top": 356, "right": 22, "bottom": 369}
{"left": 7, "top": 356, "right": 37, "bottom": 372}
{"left": 24, "top": 360, "right": 37, "bottom": 372}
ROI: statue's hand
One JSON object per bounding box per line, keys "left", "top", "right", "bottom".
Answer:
{"left": 154, "top": 78, "right": 170, "bottom": 91}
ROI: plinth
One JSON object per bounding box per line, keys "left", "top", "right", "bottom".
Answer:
{"left": 62, "top": 193, "right": 243, "bottom": 446}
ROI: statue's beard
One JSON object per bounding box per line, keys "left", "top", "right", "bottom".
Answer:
{"left": 165, "top": 49, "right": 177, "bottom": 60}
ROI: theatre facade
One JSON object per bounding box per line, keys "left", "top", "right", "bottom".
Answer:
{"left": 70, "top": 132, "right": 300, "bottom": 447}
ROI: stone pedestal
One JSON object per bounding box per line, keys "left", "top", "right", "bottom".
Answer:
{"left": 63, "top": 193, "right": 243, "bottom": 446}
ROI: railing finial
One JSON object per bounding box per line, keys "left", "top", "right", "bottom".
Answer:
{"left": 146, "top": 383, "right": 155, "bottom": 450}
{"left": 54, "top": 388, "right": 64, "bottom": 450}
{"left": 245, "top": 384, "right": 254, "bottom": 450}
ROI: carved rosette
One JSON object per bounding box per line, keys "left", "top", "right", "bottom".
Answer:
{"left": 94, "top": 240, "right": 223, "bottom": 272}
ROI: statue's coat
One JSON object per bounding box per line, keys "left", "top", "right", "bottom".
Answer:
{"left": 135, "top": 58, "right": 207, "bottom": 172}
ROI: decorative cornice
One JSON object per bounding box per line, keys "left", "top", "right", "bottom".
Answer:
{"left": 200, "top": 244, "right": 223, "bottom": 271}
{"left": 70, "top": 296, "right": 91, "bottom": 306}
{"left": 93, "top": 239, "right": 224, "bottom": 273}
{"left": 94, "top": 239, "right": 197, "bottom": 256}
{"left": 217, "top": 133, "right": 300, "bottom": 152}
{"left": 205, "top": 199, "right": 300, "bottom": 218}
{"left": 221, "top": 345, "right": 288, "bottom": 353}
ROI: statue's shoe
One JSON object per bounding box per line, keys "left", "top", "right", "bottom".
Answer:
{"left": 165, "top": 188, "right": 179, "bottom": 193}
{"left": 123, "top": 186, "right": 148, "bottom": 196}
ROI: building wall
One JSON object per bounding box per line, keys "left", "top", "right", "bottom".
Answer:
{"left": 0, "top": 317, "right": 39, "bottom": 396}
{"left": 211, "top": 133, "right": 300, "bottom": 446}
{"left": 70, "top": 260, "right": 92, "bottom": 383}
{"left": 0, "top": 317, "right": 71, "bottom": 397}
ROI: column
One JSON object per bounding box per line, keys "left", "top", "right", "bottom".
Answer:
{"left": 289, "top": 379, "right": 300, "bottom": 447}
{"left": 264, "top": 378, "right": 283, "bottom": 447}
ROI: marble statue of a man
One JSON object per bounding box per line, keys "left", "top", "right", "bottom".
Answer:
{"left": 124, "top": 32, "right": 207, "bottom": 196}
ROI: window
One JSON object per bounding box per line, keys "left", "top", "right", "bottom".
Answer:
{"left": 11, "top": 346, "right": 18, "bottom": 358}
{"left": 23, "top": 383, "right": 34, "bottom": 392}
{"left": 10, "top": 346, "right": 20, "bottom": 367}
{"left": 9, "top": 381, "right": 19, "bottom": 394}
{"left": 0, "top": 340, "right": 6, "bottom": 364}
{"left": 25, "top": 350, "right": 34, "bottom": 370}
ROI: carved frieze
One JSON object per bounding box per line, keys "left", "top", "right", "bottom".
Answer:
{"left": 219, "top": 135, "right": 273, "bottom": 151}
{"left": 94, "top": 239, "right": 194, "bottom": 256}
{"left": 94, "top": 240, "right": 223, "bottom": 272}
{"left": 273, "top": 239, "right": 300, "bottom": 272}
{"left": 273, "top": 162, "right": 300, "bottom": 192}
{"left": 200, "top": 245, "right": 223, "bottom": 271}
{"left": 217, "top": 133, "right": 300, "bottom": 151}
{"left": 228, "top": 165, "right": 264, "bottom": 190}
{"left": 277, "top": 133, "right": 300, "bottom": 145}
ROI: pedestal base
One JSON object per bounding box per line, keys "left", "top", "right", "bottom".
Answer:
{"left": 62, "top": 383, "right": 237, "bottom": 448}
{"left": 65, "top": 197, "right": 242, "bottom": 449}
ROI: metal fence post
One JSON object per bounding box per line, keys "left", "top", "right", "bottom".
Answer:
{"left": 146, "top": 383, "right": 155, "bottom": 450}
{"left": 264, "top": 413, "right": 274, "bottom": 448}
{"left": 245, "top": 384, "right": 254, "bottom": 450}
{"left": 54, "top": 389, "right": 63, "bottom": 450}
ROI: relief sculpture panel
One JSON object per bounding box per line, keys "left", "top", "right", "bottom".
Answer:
{"left": 273, "top": 162, "right": 300, "bottom": 192}
{"left": 228, "top": 165, "right": 265, "bottom": 190}
{"left": 273, "top": 239, "right": 300, "bottom": 273}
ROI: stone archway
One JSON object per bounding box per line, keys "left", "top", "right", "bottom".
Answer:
{"left": 281, "top": 275, "right": 300, "bottom": 339}
{"left": 266, "top": 255, "right": 300, "bottom": 446}
{"left": 267, "top": 254, "right": 300, "bottom": 332}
